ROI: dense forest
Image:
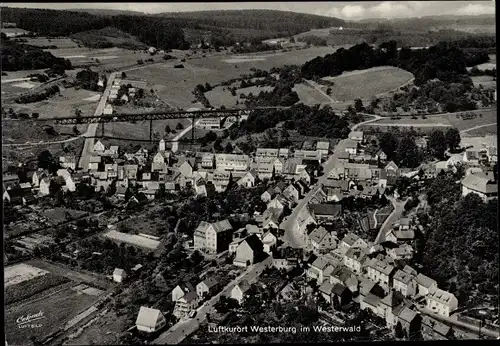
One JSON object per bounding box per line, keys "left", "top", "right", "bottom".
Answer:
{"left": 1, "top": 33, "right": 72, "bottom": 72}
{"left": 417, "top": 174, "right": 498, "bottom": 307}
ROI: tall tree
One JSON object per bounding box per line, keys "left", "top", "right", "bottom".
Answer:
{"left": 429, "top": 129, "right": 447, "bottom": 159}
{"left": 379, "top": 132, "right": 398, "bottom": 161}
{"left": 445, "top": 128, "right": 461, "bottom": 152}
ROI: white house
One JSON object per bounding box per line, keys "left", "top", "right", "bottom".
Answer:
{"left": 113, "top": 268, "right": 126, "bottom": 283}
{"left": 231, "top": 280, "right": 251, "bottom": 304}
{"left": 426, "top": 288, "right": 458, "bottom": 317}
{"left": 349, "top": 131, "right": 364, "bottom": 142}
{"left": 461, "top": 174, "right": 498, "bottom": 202}
{"left": 260, "top": 231, "right": 277, "bottom": 254}
{"left": 93, "top": 140, "right": 106, "bottom": 153}
{"left": 136, "top": 307, "right": 166, "bottom": 333}
{"left": 236, "top": 171, "right": 256, "bottom": 188}
{"left": 416, "top": 274, "right": 437, "bottom": 297}
{"left": 344, "top": 139, "right": 358, "bottom": 155}
{"left": 103, "top": 104, "right": 113, "bottom": 115}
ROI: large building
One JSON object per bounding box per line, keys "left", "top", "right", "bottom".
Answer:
{"left": 215, "top": 154, "right": 250, "bottom": 172}
{"left": 193, "top": 220, "right": 233, "bottom": 254}
{"left": 461, "top": 173, "right": 498, "bottom": 202}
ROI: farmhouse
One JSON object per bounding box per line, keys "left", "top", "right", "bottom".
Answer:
{"left": 172, "top": 282, "right": 195, "bottom": 302}
{"left": 344, "top": 139, "right": 358, "bottom": 155}
{"left": 308, "top": 203, "right": 342, "bottom": 222}
{"left": 233, "top": 234, "right": 265, "bottom": 267}
{"left": 349, "top": 131, "right": 364, "bottom": 142}
{"left": 136, "top": 307, "right": 166, "bottom": 333}
{"left": 196, "top": 277, "right": 219, "bottom": 299}
{"left": 340, "top": 232, "right": 368, "bottom": 249}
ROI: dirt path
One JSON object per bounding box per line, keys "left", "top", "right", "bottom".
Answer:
{"left": 303, "top": 79, "right": 337, "bottom": 104}
{"left": 460, "top": 122, "right": 497, "bottom": 134}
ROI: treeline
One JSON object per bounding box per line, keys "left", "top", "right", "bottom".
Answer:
{"left": 157, "top": 9, "right": 345, "bottom": 36}
{"left": 301, "top": 41, "right": 482, "bottom": 86}
{"left": 1, "top": 34, "right": 72, "bottom": 72}
{"left": 75, "top": 68, "right": 104, "bottom": 91}
{"left": 230, "top": 103, "right": 350, "bottom": 139}
{"left": 297, "top": 35, "right": 327, "bottom": 46}
{"left": 14, "top": 85, "right": 60, "bottom": 104}
{"left": 232, "top": 42, "right": 277, "bottom": 54}
{"left": 242, "top": 85, "right": 299, "bottom": 107}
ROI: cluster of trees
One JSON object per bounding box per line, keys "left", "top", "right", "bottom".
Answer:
{"left": 301, "top": 41, "right": 480, "bottom": 87}
{"left": 469, "top": 67, "right": 496, "bottom": 77}
{"left": 231, "top": 103, "right": 350, "bottom": 139}
{"left": 1, "top": 33, "right": 72, "bottom": 72}
{"left": 15, "top": 85, "right": 60, "bottom": 104}
{"left": 243, "top": 84, "right": 299, "bottom": 108}
{"left": 297, "top": 35, "right": 328, "bottom": 46}
{"left": 232, "top": 42, "right": 276, "bottom": 54}
{"left": 75, "top": 68, "right": 102, "bottom": 91}
{"left": 192, "top": 84, "right": 212, "bottom": 108}
{"left": 419, "top": 174, "right": 498, "bottom": 306}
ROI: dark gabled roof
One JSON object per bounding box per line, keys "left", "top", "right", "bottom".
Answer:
{"left": 331, "top": 283, "right": 349, "bottom": 296}
{"left": 244, "top": 234, "right": 264, "bottom": 253}
{"left": 309, "top": 203, "right": 342, "bottom": 217}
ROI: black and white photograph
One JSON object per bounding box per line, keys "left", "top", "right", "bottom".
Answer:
{"left": 1, "top": 1, "right": 498, "bottom": 344}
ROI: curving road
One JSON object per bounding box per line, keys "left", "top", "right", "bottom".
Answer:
{"left": 374, "top": 196, "right": 407, "bottom": 244}
{"left": 281, "top": 139, "right": 351, "bottom": 248}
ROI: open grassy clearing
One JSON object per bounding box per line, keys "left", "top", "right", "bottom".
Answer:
{"left": 205, "top": 84, "right": 273, "bottom": 108}
{"left": 5, "top": 284, "right": 100, "bottom": 346}
{"left": 460, "top": 135, "right": 497, "bottom": 150}
{"left": 445, "top": 108, "right": 497, "bottom": 131}
{"left": 70, "top": 26, "right": 147, "bottom": 50}
{"left": 471, "top": 75, "right": 496, "bottom": 89}
{"left": 65, "top": 310, "right": 128, "bottom": 345}
{"left": 461, "top": 125, "right": 497, "bottom": 137}
{"left": 40, "top": 208, "right": 88, "bottom": 225}
{"left": 319, "top": 66, "right": 414, "bottom": 102}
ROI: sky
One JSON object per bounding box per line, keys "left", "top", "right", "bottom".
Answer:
{"left": 2, "top": 1, "right": 496, "bottom": 19}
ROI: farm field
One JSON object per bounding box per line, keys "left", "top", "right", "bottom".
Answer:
{"left": 320, "top": 66, "right": 414, "bottom": 102}
{"left": 5, "top": 282, "right": 102, "bottom": 346}
{"left": 126, "top": 46, "right": 335, "bottom": 109}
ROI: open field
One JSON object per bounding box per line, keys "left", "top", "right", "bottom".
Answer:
{"left": 471, "top": 75, "right": 496, "bottom": 89}
{"left": 65, "top": 310, "right": 128, "bottom": 345}
{"left": 4, "top": 263, "right": 49, "bottom": 287}
{"left": 293, "top": 82, "right": 332, "bottom": 105}
{"left": 5, "top": 284, "right": 101, "bottom": 346}
{"left": 40, "top": 208, "right": 88, "bottom": 225}
{"left": 462, "top": 125, "right": 497, "bottom": 137}
{"left": 126, "top": 46, "right": 335, "bottom": 109}
{"left": 23, "top": 37, "right": 80, "bottom": 49}
{"left": 320, "top": 66, "right": 414, "bottom": 102}
{"left": 460, "top": 135, "right": 497, "bottom": 150}
{"left": 103, "top": 230, "right": 160, "bottom": 250}
{"left": 5, "top": 272, "right": 71, "bottom": 306}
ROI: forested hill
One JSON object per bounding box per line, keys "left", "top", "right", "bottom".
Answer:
{"left": 156, "top": 10, "right": 346, "bottom": 35}
{"left": 0, "top": 7, "right": 345, "bottom": 49}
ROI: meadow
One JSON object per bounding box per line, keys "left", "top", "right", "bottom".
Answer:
{"left": 23, "top": 37, "right": 80, "bottom": 49}
{"left": 471, "top": 75, "right": 496, "bottom": 89}
{"left": 319, "top": 66, "right": 414, "bottom": 102}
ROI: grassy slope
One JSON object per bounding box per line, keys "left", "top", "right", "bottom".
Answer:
{"left": 70, "top": 26, "right": 147, "bottom": 50}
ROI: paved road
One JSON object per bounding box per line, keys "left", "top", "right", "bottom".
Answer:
{"left": 281, "top": 139, "right": 350, "bottom": 248}
{"left": 374, "top": 196, "right": 407, "bottom": 244}
{"left": 152, "top": 257, "right": 272, "bottom": 345}
{"left": 78, "top": 72, "right": 117, "bottom": 170}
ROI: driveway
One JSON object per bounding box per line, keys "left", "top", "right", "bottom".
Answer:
{"left": 280, "top": 139, "right": 351, "bottom": 248}
{"left": 152, "top": 258, "right": 271, "bottom": 345}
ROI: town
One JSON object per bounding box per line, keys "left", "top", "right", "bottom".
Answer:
{"left": 2, "top": 2, "right": 498, "bottom": 345}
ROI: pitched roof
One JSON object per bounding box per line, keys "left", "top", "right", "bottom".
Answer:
{"left": 461, "top": 174, "right": 498, "bottom": 194}
{"left": 183, "top": 291, "right": 198, "bottom": 302}
{"left": 397, "top": 306, "right": 418, "bottom": 323}
{"left": 212, "top": 219, "right": 233, "bottom": 233}
{"left": 365, "top": 258, "right": 395, "bottom": 276}
{"left": 311, "top": 256, "right": 330, "bottom": 271}
{"left": 364, "top": 293, "right": 380, "bottom": 307}
{"left": 416, "top": 273, "right": 437, "bottom": 288}
{"left": 344, "top": 139, "right": 358, "bottom": 149}
{"left": 202, "top": 277, "right": 218, "bottom": 289}
{"left": 402, "top": 265, "right": 418, "bottom": 277}
{"left": 380, "top": 290, "right": 404, "bottom": 307}
{"left": 316, "top": 141, "right": 330, "bottom": 150}
{"left": 319, "top": 281, "right": 333, "bottom": 295}
{"left": 236, "top": 280, "right": 251, "bottom": 293}
{"left": 243, "top": 234, "right": 264, "bottom": 253}
{"left": 345, "top": 247, "right": 369, "bottom": 262}
{"left": 394, "top": 230, "right": 415, "bottom": 240}
{"left": 331, "top": 283, "right": 348, "bottom": 296}
{"left": 428, "top": 288, "right": 457, "bottom": 306}
{"left": 342, "top": 232, "right": 361, "bottom": 246}
{"left": 309, "top": 203, "right": 342, "bottom": 217}
{"left": 349, "top": 131, "right": 363, "bottom": 138}
{"left": 136, "top": 307, "right": 163, "bottom": 328}
{"left": 394, "top": 269, "right": 415, "bottom": 284}
{"left": 113, "top": 268, "right": 125, "bottom": 276}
